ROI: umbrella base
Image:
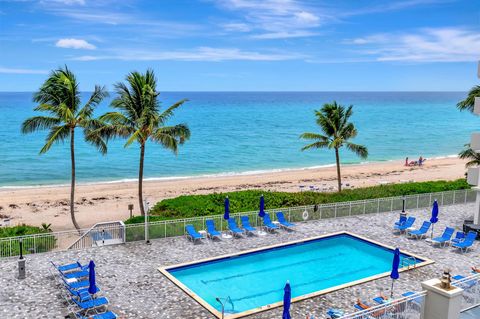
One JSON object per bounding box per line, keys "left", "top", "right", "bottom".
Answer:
{"left": 222, "top": 234, "right": 233, "bottom": 239}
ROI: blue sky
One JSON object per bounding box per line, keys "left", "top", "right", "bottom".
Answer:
{"left": 0, "top": 0, "right": 479, "bottom": 91}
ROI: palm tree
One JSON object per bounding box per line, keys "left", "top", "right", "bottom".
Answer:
{"left": 459, "top": 144, "right": 480, "bottom": 168}
{"left": 300, "top": 101, "right": 368, "bottom": 192}
{"left": 457, "top": 85, "right": 480, "bottom": 112}
{"left": 96, "top": 69, "right": 190, "bottom": 216}
{"left": 21, "top": 66, "right": 108, "bottom": 230}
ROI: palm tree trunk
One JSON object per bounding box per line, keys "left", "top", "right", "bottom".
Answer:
{"left": 70, "top": 128, "right": 80, "bottom": 230}
{"left": 138, "top": 143, "right": 146, "bottom": 216}
{"left": 335, "top": 147, "right": 342, "bottom": 192}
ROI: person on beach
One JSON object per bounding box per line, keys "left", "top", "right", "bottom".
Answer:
{"left": 405, "top": 157, "right": 409, "bottom": 166}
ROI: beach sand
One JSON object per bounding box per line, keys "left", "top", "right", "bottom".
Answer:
{"left": 0, "top": 157, "right": 468, "bottom": 231}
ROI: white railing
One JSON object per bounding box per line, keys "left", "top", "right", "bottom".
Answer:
{"left": 339, "top": 291, "right": 426, "bottom": 319}
{"left": 67, "top": 221, "right": 126, "bottom": 250}
{"left": 0, "top": 189, "right": 475, "bottom": 258}
{"left": 452, "top": 273, "right": 480, "bottom": 312}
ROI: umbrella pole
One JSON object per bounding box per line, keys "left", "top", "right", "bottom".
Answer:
{"left": 391, "top": 279, "right": 394, "bottom": 298}
{"left": 431, "top": 224, "right": 434, "bottom": 239}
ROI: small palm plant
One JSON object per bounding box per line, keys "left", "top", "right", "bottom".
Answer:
{"left": 457, "top": 85, "right": 480, "bottom": 112}
{"left": 96, "top": 69, "right": 190, "bottom": 216}
{"left": 459, "top": 144, "right": 480, "bottom": 168}
{"left": 21, "top": 66, "right": 108, "bottom": 230}
{"left": 300, "top": 101, "right": 368, "bottom": 192}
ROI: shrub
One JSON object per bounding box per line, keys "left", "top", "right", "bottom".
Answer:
{"left": 123, "top": 179, "right": 469, "bottom": 224}
{"left": 0, "top": 224, "right": 57, "bottom": 256}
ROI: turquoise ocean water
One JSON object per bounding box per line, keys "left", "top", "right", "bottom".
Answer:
{"left": 0, "top": 91, "right": 476, "bottom": 187}
{"left": 169, "top": 234, "right": 418, "bottom": 314}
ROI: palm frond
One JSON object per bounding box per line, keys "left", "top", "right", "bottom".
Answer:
{"left": 457, "top": 85, "right": 480, "bottom": 112}
{"left": 40, "top": 125, "right": 70, "bottom": 154}
{"left": 21, "top": 116, "right": 61, "bottom": 134}
{"left": 345, "top": 142, "right": 368, "bottom": 159}
{"left": 158, "top": 99, "right": 188, "bottom": 125}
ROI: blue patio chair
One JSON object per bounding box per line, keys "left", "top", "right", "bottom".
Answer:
{"left": 431, "top": 227, "right": 455, "bottom": 246}
{"left": 61, "top": 269, "right": 89, "bottom": 280}
{"left": 353, "top": 300, "right": 372, "bottom": 311}
{"left": 205, "top": 219, "right": 221, "bottom": 240}
{"left": 402, "top": 291, "right": 423, "bottom": 309}
{"left": 70, "top": 296, "right": 109, "bottom": 314}
{"left": 262, "top": 213, "right": 279, "bottom": 232}
{"left": 276, "top": 211, "right": 295, "bottom": 230}
{"left": 395, "top": 215, "right": 407, "bottom": 226}
{"left": 372, "top": 295, "right": 390, "bottom": 305}
{"left": 75, "top": 311, "right": 118, "bottom": 319}
{"left": 407, "top": 221, "right": 431, "bottom": 239}
{"left": 51, "top": 261, "right": 88, "bottom": 274}
{"left": 451, "top": 231, "right": 466, "bottom": 245}
{"left": 452, "top": 231, "right": 477, "bottom": 252}
{"left": 62, "top": 277, "right": 90, "bottom": 290}
{"left": 185, "top": 224, "right": 203, "bottom": 243}
{"left": 66, "top": 285, "right": 100, "bottom": 302}
{"left": 394, "top": 217, "right": 416, "bottom": 233}
{"left": 326, "top": 308, "right": 344, "bottom": 319}
{"left": 228, "top": 218, "right": 245, "bottom": 237}
{"left": 452, "top": 275, "right": 478, "bottom": 289}
{"left": 240, "top": 216, "right": 257, "bottom": 235}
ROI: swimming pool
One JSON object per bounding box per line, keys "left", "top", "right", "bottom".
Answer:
{"left": 159, "top": 232, "right": 432, "bottom": 318}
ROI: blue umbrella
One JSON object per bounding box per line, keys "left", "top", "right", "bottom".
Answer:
{"left": 430, "top": 200, "right": 439, "bottom": 239}
{"left": 88, "top": 260, "right": 97, "bottom": 295}
{"left": 224, "top": 197, "right": 230, "bottom": 220}
{"left": 259, "top": 195, "right": 265, "bottom": 218}
{"left": 390, "top": 248, "right": 400, "bottom": 298}
{"left": 282, "top": 281, "right": 291, "bottom": 319}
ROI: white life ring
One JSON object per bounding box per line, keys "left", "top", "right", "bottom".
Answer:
{"left": 302, "top": 210, "right": 309, "bottom": 221}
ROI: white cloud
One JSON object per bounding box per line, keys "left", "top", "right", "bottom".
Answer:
{"left": 46, "top": 0, "right": 86, "bottom": 4}
{"left": 0, "top": 67, "right": 48, "bottom": 74}
{"left": 71, "top": 46, "right": 304, "bottom": 62}
{"left": 215, "top": 0, "right": 324, "bottom": 39}
{"left": 55, "top": 38, "right": 96, "bottom": 50}
{"left": 222, "top": 22, "right": 251, "bottom": 32}
{"left": 350, "top": 27, "right": 480, "bottom": 62}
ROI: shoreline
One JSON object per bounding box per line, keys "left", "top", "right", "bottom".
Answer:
{"left": 0, "top": 156, "right": 468, "bottom": 231}
{"left": 0, "top": 153, "right": 459, "bottom": 190}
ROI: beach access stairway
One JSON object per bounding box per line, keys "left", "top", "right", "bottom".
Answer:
{"left": 67, "top": 221, "right": 126, "bottom": 250}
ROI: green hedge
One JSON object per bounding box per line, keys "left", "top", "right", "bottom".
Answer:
{"left": 0, "top": 225, "right": 57, "bottom": 256}
{"left": 124, "top": 179, "right": 469, "bottom": 224}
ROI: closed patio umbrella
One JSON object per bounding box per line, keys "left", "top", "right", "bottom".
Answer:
{"left": 430, "top": 200, "right": 439, "bottom": 239}
{"left": 259, "top": 195, "right": 265, "bottom": 218}
{"left": 224, "top": 197, "right": 230, "bottom": 220}
{"left": 88, "top": 260, "right": 97, "bottom": 295}
{"left": 283, "top": 281, "right": 291, "bottom": 319}
{"left": 390, "top": 248, "right": 400, "bottom": 298}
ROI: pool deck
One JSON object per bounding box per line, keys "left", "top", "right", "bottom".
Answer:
{"left": 0, "top": 203, "right": 479, "bottom": 318}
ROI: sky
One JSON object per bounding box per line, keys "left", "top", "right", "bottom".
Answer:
{"left": 0, "top": 0, "right": 479, "bottom": 91}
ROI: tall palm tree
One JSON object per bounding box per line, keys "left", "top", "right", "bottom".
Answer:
{"left": 457, "top": 85, "right": 480, "bottom": 112}
{"left": 459, "top": 144, "right": 480, "bottom": 168}
{"left": 21, "top": 66, "right": 108, "bottom": 230}
{"left": 96, "top": 69, "right": 190, "bottom": 216}
{"left": 300, "top": 101, "right": 368, "bottom": 192}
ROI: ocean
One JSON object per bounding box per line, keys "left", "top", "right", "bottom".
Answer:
{"left": 0, "top": 91, "right": 476, "bottom": 187}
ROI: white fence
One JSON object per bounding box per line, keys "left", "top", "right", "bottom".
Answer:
{"left": 0, "top": 189, "right": 475, "bottom": 258}
{"left": 452, "top": 273, "right": 480, "bottom": 312}
{"left": 339, "top": 291, "right": 426, "bottom": 319}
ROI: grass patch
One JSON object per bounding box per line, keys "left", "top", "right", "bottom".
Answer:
{"left": 0, "top": 224, "right": 57, "bottom": 256}
{"left": 124, "top": 179, "right": 470, "bottom": 224}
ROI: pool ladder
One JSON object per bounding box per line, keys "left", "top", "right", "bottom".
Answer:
{"left": 401, "top": 256, "right": 418, "bottom": 270}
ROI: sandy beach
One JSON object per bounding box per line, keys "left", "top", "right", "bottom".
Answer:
{"left": 0, "top": 156, "right": 467, "bottom": 231}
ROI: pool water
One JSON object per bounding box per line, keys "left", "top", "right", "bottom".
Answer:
{"left": 166, "top": 233, "right": 422, "bottom": 315}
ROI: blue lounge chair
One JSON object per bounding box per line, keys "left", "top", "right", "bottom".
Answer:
{"left": 372, "top": 295, "right": 390, "bottom": 304}
{"left": 276, "top": 211, "right": 295, "bottom": 230}
{"left": 71, "top": 296, "right": 109, "bottom": 313}
{"left": 228, "top": 218, "right": 245, "bottom": 237}
{"left": 431, "top": 227, "right": 455, "bottom": 246}
{"left": 262, "top": 213, "right": 279, "bottom": 232}
{"left": 394, "top": 217, "right": 416, "bottom": 233}
{"left": 452, "top": 231, "right": 477, "bottom": 252}
{"left": 402, "top": 291, "right": 422, "bottom": 309}
{"left": 240, "top": 216, "right": 257, "bottom": 235}
{"left": 395, "top": 215, "right": 407, "bottom": 226}
{"left": 75, "top": 311, "right": 118, "bottom": 319}
{"left": 326, "top": 308, "right": 344, "bottom": 319}
{"left": 353, "top": 300, "right": 372, "bottom": 311}
{"left": 452, "top": 275, "right": 478, "bottom": 289}
{"left": 451, "top": 231, "right": 465, "bottom": 245}
{"left": 66, "top": 285, "right": 100, "bottom": 302}
{"left": 205, "top": 219, "right": 221, "bottom": 240}
{"left": 407, "top": 221, "right": 431, "bottom": 239}
{"left": 51, "top": 261, "right": 88, "bottom": 274}
{"left": 60, "top": 269, "right": 89, "bottom": 279}
{"left": 185, "top": 224, "right": 203, "bottom": 243}
{"left": 63, "top": 278, "right": 90, "bottom": 290}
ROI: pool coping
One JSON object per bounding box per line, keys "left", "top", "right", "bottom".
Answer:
{"left": 158, "top": 231, "right": 434, "bottom": 319}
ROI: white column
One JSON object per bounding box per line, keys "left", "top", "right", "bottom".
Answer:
{"left": 421, "top": 278, "right": 463, "bottom": 319}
